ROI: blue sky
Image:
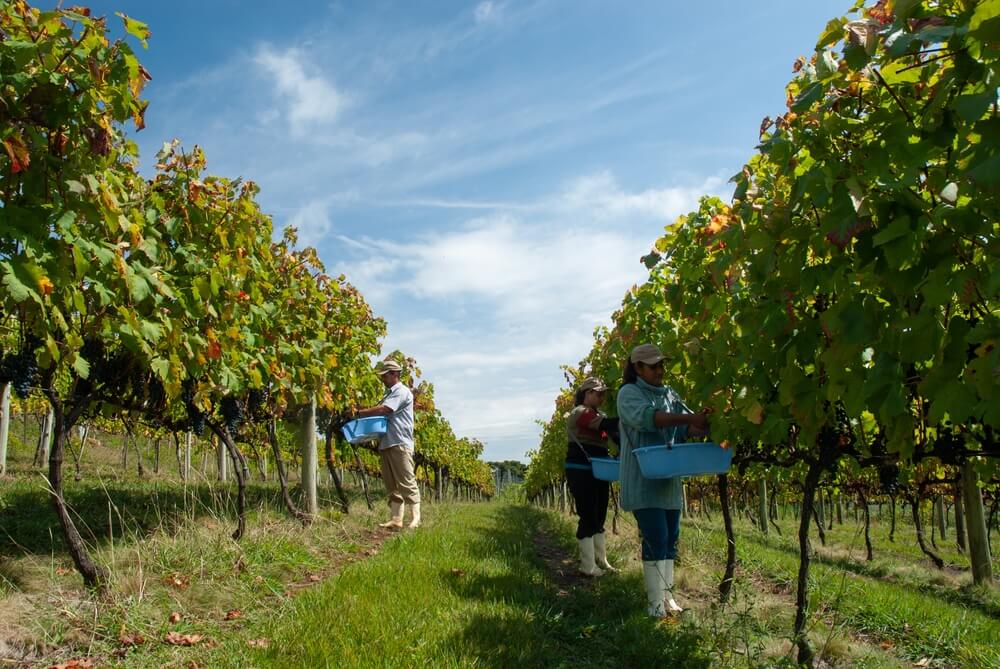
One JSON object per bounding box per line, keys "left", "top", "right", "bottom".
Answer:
{"left": 82, "top": 0, "right": 849, "bottom": 462}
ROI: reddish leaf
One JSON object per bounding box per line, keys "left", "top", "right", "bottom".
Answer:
{"left": 223, "top": 609, "right": 242, "bottom": 621}
{"left": 133, "top": 100, "right": 149, "bottom": 131}
{"left": 168, "top": 611, "right": 182, "bottom": 624}
{"left": 119, "top": 632, "right": 146, "bottom": 647}
{"left": 84, "top": 126, "right": 110, "bottom": 156}
{"left": 164, "top": 631, "right": 203, "bottom": 646}
{"left": 165, "top": 572, "right": 190, "bottom": 590}
{"left": 50, "top": 661, "right": 94, "bottom": 669}
{"left": 3, "top": 136, "right": 30, "bottom": 173}
{"left": 50, "top": 132, "right": 69, "bottom": 157}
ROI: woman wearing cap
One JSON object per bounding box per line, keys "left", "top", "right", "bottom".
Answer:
{"left": 565, "top": 377, "right": 619, "bottom": 576}
{"left": 617, "top": 343, "right": 709, "bottom": 617}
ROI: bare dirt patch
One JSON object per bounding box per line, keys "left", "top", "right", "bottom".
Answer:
{"left": 530, "top": 532, "right": 595, "bottom": 593}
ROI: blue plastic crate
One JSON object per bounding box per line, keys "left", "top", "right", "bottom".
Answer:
{"left": 590, "top": 457, "right": 620, "bottom": 482}
{"left": 632, "top": 442, "right": 732, "bottom": 479}
{"left": 341, "top": 417, "right": 388, "bottom": 444}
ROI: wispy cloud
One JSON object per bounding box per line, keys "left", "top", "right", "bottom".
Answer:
{"left": 254, "top": 46, "right": 346, "bottom": 132}
{"left": 287, "top": 200, "right": 334, "bottom": 247}
{"left": 474, "top": 1, "right": 501, "bottom": 24}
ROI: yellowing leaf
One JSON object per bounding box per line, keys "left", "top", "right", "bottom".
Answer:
{"left": 38, "top": 276, "right": 54, "bottom": 296}
{"left": 744, "top": 402, "right": 765, "bottom": 425}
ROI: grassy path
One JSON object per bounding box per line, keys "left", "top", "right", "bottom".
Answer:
{"left": 696, "top": 522, "right": 1000, "bottom": 668}
{"left": 655, "top": 512, "right": 1000, "bottom": 669}
{"left": 188, "top": 503, "right": 710, "bottom": 669}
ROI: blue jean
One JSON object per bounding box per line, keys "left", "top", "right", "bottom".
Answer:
{"left": 633, "top": 508, "right": 681, "bottom": 560}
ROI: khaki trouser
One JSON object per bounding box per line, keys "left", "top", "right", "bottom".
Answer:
{"left": 379, "top": 445, "right": 421, "bottom": 505}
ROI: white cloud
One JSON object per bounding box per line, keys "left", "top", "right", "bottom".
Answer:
{"left": 557, "top": 171, "right": 726, "bottom": 220}
{"left": 287, "top": 200, "right": 333, "bottom": 247}
{"left": 254, "top": 46, "right": 345, "bottom": 131}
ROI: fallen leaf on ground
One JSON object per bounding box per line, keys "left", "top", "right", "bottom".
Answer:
{"left": 168, "top": 611, "right": 182, "bottom": 624}
{"left": 55, "top": 567, "right": 72, "bottom": 576}
{"left": 165, "top": 573, "right": 190, "bottom": 590}
{"left": 880, "top": 640, "right": 894, "bottom": 650}
{"left": 224, "top": 609, "right": 242, "bottom": 621}
{"left": 165, "top": 631, "right": 203, "bottom": 646}
{"left": 450, "top": 568, "right": 467, "bottom": 577}
{"left": 50, "top": 660, "right": 94, "bottom": 669}
{"left": 247, "top": 638, "right": 270, "bottom": 649}
{"left": 119, "top": 632, "right": 146, "bottom": 646}
{"left": 307, "top": 573, "right": 322, "bottom": 582}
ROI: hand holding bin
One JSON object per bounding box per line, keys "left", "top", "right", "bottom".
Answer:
{"left": 341, "top": 417, "right": 388, "bottom": 444}
{"left": 632, "top": 442, "right": 732, "bottom": 478}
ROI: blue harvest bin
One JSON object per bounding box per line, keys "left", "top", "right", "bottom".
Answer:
{"left": 632, "top": 442, "right": 732, "bottom": 479}
{"left": 341, "top": 417, "right": 388, "bottom": 444}
{"left": 590, "top": 457, "right": 620, "bottom": 482}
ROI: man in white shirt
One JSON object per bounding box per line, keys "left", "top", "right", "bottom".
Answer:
{"left": 355, "top": 360, "right": 421, "bottom": 529}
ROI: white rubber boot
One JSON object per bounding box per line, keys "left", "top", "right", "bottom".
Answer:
{"left": 407, "top": 502, "right": 421, "bottom": 528}
{"left": 664, "top": 559, "right": 683, "bottom": 613}
{"left": 379, "top": 500, "right": 404, "bottom": 528}
{"left": 643, "top": 560, "right": 667, "bottom": 617}
{"left": 593, "top": 533, "right": 616, "bottom": 572}
{"left": 578, "top": 536, "right": 605, "bottom": 576}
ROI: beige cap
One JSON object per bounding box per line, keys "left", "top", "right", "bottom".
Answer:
{"left": 578, "top": 377, "right": 608, "bottom": 393}
{"left": 630, "top": 343, "right": 666, "bottom": 365}
{"left": 377, "top": 360, "right": 402, "bottom": 375}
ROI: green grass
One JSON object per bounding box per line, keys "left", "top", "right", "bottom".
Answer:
{"left": 675, "top": 511, "right": 1000, "bottom": 669}
{"left": 189, "top": 503, "right": 710, "bottom": 669}
{"left": 3, "top": 427, "right": 998, "bottom": 669}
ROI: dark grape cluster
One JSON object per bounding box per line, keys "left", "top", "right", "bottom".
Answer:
{"left": 0, "top": 337, "right": 41, "bottom": 399}
{"left": 247, "top": 387, "right": 270, "bottom": 422}
{"left": 817, "top": 402, "right": 854, "bottom": 449}
{"left": 181, "top": 378, "right": 206, "bottom": 435}
{"left": 181, "top": 378, "right": 196, "bottom": 405}
{"left": 145, "top": 376, "right": 166, "bottom": 412}
{"left": 878, "top": 464, "right": 899, "bottom": 496}
{"left": 832, "top": 404, "right": 854, "bottom": 448}
{"left": 813, "top": 293, "right": 829, "bottom": 316}
{"left": 189, "top": 410, "right": 206, "bottom": 436}
{"left": 221, "top": 395, "right": 243, "bottom": 434}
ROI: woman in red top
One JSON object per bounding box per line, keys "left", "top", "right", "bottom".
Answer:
{"left": 565, "top": 377, "right": 619, "bottom": 576}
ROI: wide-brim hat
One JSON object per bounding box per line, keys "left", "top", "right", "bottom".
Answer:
{"left": 578, "top": 377, "right": 608, "bottom": 393}
{"left": 377, "top": 360, "right": 402, "bottom": 375}
{"left": 629, "top": 343, "right": 666, "bottom": 365}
